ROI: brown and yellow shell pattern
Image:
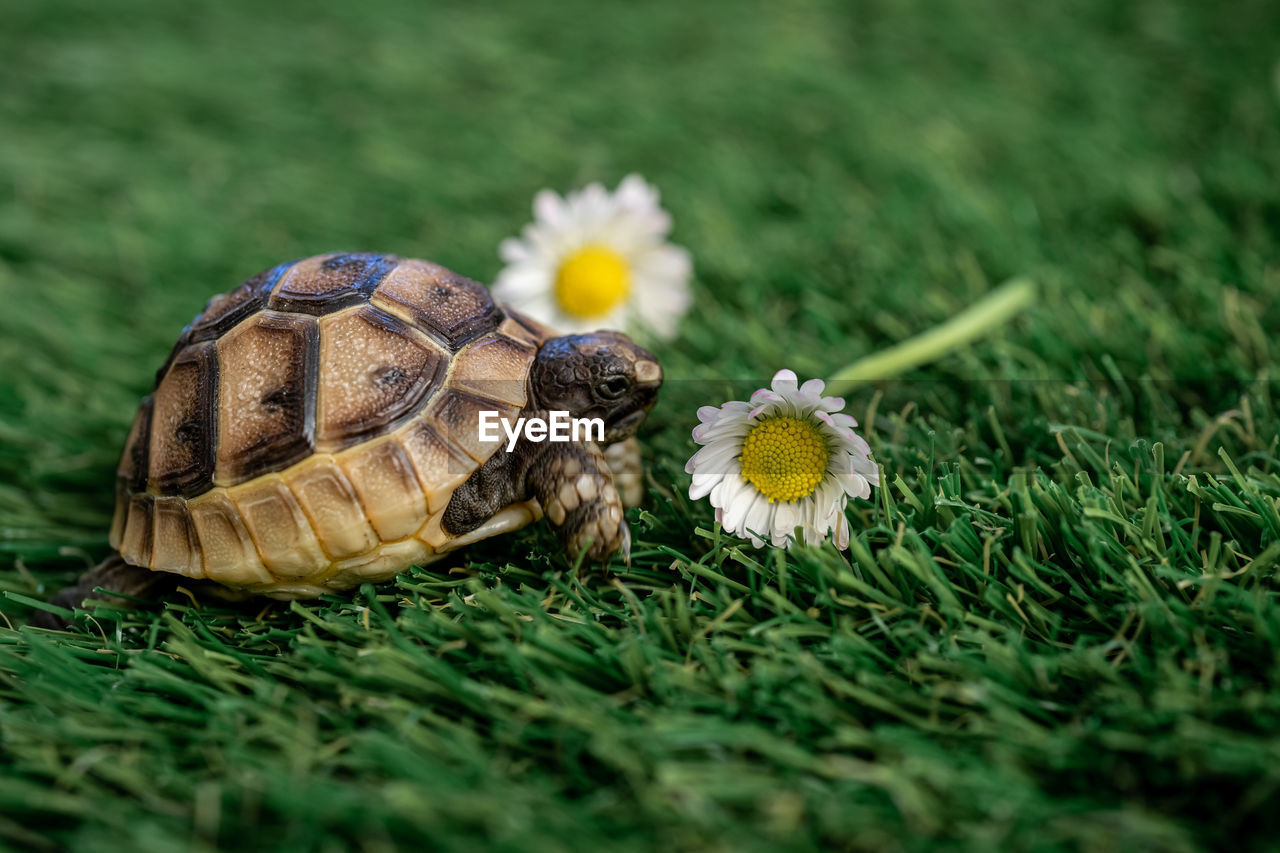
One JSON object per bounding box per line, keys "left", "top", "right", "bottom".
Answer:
{"left": 110, "top": 253, "right": 557, "bottom": 598}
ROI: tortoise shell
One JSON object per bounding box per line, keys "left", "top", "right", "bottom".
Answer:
{"left": 109, "top": 253, "right": 559, "bottom": 597}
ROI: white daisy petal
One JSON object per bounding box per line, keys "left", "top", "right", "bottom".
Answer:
{"left": 533, "top": 189, "right": 568, "bottom": 228}
{"left": 617, "top": 173, "right": 658, "bottom": 212}
{"left": 828, "top": 412, "right": 858, "bottom": 429}
{"left": 688, "top": 473, "right": 721, "bottom": 500}
{"left": 771, "top": 370, "right": 798, "bottom": 394}
{"left": 709, "top": 467, "right": 745, "bottom": 503}
{"left": 721, "top": 487, "right": 756, "bottom": 534}
{"left": 744, "top": 496, "right": 773, "bottom": 543}
{"left": 627, "top": 275, "right": 690, "bottom": 339}
{"left": 499, "top": 237, "right": 533, "bottom": 264}
{"left": 750, "top": 389, "right": 782, "bottom": 407}
{"left": 633, "top": 244, "right": 692, "bottom": 279}
{"left": 772, "top": 502, "right": 800, "bottom": 543}
{"left": 819, "top": 395, "right": 847, "bottom": 413}
{"left": 833, "top": 515, "right": 851, "bottom": 550}
{"left": 492, "top": 267, "right": 549, "bottom": 299}
{"left": 696, "top": 405, "right": 724, "bottom": 423}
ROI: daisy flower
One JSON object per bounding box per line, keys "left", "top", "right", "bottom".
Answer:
{"left": 492, "top": 174, "right": 692, "bottom": 339}
{"left": 686, "top": 370, "right": 878, "bottom": 550}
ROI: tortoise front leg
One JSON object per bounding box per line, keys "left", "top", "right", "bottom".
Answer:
{"left": 528, "top": 441, "right": 629, "bottom": 564}
{"left": 603, "top": 437, "right": 644, "bottom": 509}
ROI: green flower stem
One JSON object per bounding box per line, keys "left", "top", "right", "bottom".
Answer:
{"left": 827, "top": 277, "right": 1037, "bottom": 394}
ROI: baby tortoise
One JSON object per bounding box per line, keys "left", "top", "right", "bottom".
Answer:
{"left": 37, "top": 253, "right": 660, "bottom": 625}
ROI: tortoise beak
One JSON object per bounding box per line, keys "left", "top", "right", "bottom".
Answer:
{"left": 632, "top": 367, "right": 662, "bottom": 414}
{"left": 634, "top": 359, "right": 662, "bottom": 386}
{"left": 607, "top": 409, "right": 648, "bottom": 438}
{"left": 633, "top": 359, "right": 663, "bottom": 411}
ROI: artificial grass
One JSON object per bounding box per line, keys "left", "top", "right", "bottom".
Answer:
{"left": 2, "top": 0, "right": 1280, "bottom": 849}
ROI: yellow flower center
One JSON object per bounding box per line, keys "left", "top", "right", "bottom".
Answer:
{"left": 554, "top": 245, "right": 631, "bottom": 319}
{"left": 739, "top": 416, "right": 830, "bottom": 503}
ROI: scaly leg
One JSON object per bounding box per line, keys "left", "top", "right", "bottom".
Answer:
{"left": 528, "top": 441, "right": 629, "bottom": 564}
{"left": 603, "top": 437, "right": 645, "bottom": 509}
{"left": 30, "top": 553, "right": 180, "bottom": 629}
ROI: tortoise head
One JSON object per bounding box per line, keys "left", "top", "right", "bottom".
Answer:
{"left": 531, "top": 331, "right": 663, "bottom": 443}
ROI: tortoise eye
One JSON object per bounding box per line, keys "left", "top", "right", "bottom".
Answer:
{"left": 597, "top": 376, "right": 629, "bottom": 400}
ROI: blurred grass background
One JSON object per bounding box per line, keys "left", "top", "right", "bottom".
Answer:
{"left": 2, "top": 0, "right": 1280, "bottom": 850}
